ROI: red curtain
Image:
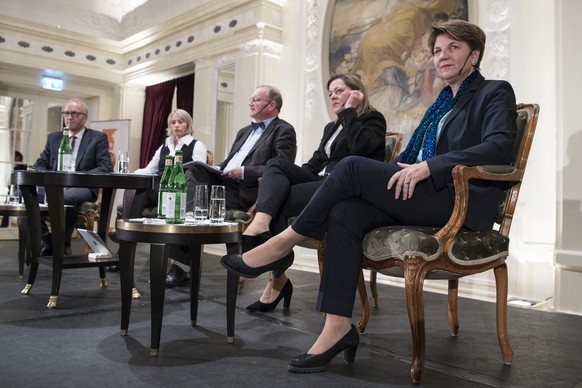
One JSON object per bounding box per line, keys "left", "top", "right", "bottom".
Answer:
{"left": 176, "top": 73, "right": 195, "bottom": 116}
{"left": 140, "top": 79, "right": 176, "bottom": 167}
{"left": 140, "top": 73, "right": 195, "bottom": 167}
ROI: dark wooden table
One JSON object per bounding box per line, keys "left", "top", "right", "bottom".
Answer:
{"left": 115, "top": 220, "right": 242, "bottom": 356}
{"left": 12, "top": 170, "right": 154, "bottom": 308}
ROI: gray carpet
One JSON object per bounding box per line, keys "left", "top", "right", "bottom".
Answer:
{"left": 1, "top": 238, "right": 581, "bottom": 387}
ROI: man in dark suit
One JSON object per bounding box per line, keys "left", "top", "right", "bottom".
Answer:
{"left": 166, "top": 85, "right": 297, "bottom": 286}
{"left": 188, "top": 85, "right": 297, "bottom": 211}
{"left": 34, "top": 98, "right": 113, "bottom": 255}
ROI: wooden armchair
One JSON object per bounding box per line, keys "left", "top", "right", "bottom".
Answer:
{"left": 360, "top": 103, "right": 539, "bottom": 382}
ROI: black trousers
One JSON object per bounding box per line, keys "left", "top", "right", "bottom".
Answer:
{"left": 291, "top": 156, "right": 454, "bottom": 317}
{"left": 256, "top": 158, "right": 323, "bottom": 234}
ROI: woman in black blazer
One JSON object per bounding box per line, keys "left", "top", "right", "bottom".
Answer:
{"left": 242, "top": 73, "right": 386, "bottom": 312}
{"left": 222, "top": 20, "right": 517, "bottom": 373}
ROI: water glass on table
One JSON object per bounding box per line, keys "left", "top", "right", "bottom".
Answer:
{"left": 117, "top": 150, "right": 129, "bottom": 173}
{"left": 209, "top": 185, "right": 225, "bottom": 223}
{"left": 193, "top": 185, "right": 208, "bottom": 221}
{"left": 8, "top": 185, "right": 20, "bottom": 204}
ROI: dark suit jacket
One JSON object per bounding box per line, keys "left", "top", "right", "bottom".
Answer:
{"left": 302, "top": 108, "right": 386, "bottom": 175}
{"left": 218, "top": 116, "right": 296, "bottom": 207}
{"left": 395, "top": 73, "right": 517, "bottom": 231}
{"left": 34, "top": 128, "right": 113, "bottom": 196}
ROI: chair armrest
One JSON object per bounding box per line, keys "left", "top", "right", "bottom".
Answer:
{"left": 435, "top": 164, "right": 524, "bottom": 246}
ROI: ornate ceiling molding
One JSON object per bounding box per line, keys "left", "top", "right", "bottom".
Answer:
{"left": 0, "top": 1, "right": 284, "bottom": 84}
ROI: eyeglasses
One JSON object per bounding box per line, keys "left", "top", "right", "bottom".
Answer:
{"left": 61, "top": 111, "right": 86, "bottom": 118}
{"left": 249, "top": 97, "right": 272, "bottom": 104}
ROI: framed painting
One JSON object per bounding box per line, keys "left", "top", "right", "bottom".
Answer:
{"left": 329, "top": 0, "right": 468, "bottom": 140}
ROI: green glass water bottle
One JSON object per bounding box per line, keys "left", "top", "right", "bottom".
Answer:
{"left": 57, "top": 127, "right": 73, "bottom": 172}
{"left": 157, "top": 155, "right": 174, "bottom": 219}
{"left": 166, "top": 150, "right": 186, "bottom": 224}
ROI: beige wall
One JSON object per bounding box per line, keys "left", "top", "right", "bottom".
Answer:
{"left": 554, "top": 0, "right": 582, "bottom": 314}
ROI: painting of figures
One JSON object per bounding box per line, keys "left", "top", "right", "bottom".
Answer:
{"left": 329, "top": 0, "right": 468, "bottom": 140}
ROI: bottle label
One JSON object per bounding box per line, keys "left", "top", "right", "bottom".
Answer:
{"left": 176, "top": 191, "right": 186, "bottom": 221}
{"left": 165, "top": 191, "right": 176, "bottom": 219}
{"left": 58, "top": 154, "right": 75, "bottom": 172}
{"left": 157, "top": 190, "right": 166, "bottom": 218}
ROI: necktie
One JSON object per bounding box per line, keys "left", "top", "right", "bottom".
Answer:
{"left": 71, "top": 135, "right": 77, "bottom": 150}
{"left": 251, "top": 122, "right": 265, "bottom": 130}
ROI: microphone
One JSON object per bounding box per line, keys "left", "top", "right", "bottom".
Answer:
{"left": 458, "top": 51, "right": 473, "bottom": 76}
{"left": 340, "top": 90, "right": 359, "bottom": 107}
{"left": 253, "top": 100, "right": 271, "bottom": 119}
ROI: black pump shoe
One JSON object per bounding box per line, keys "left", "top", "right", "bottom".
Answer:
{"left": 220, "top": 251, "right": 294, "bottom": 279}
{"left": 246, "top": 279, "right": 293, "bottom": 312}
{"left": 288, "top": 324, "right": 359, "bottom": 373}
{"left": 242, "top": 231, "right": 272, "bottom": 253}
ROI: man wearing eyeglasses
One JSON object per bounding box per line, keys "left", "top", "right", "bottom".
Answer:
{"left": 167, "top": 85, "right": 297, "bottom": 287}
{"left": 34, "top": 98, "right": 113, "bottom": 256}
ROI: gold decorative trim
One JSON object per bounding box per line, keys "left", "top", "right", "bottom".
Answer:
{"left": 47, "top": 295, "right": 58, "bottom": 308}
{"left": 116, "top": 220, "right": 242, "bottom": 235}
{"left": 21, "top": 284, "right": 32, "bottom": 294}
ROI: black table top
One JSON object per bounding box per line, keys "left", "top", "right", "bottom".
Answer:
{"left": 11, "top": 170, "right": 154, "bottom": 190}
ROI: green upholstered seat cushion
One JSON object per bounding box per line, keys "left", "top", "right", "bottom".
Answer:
{"left": 225, "top": 209, "right": 252, "bottom": 224}
{"left": 363, "top": 226, "right": 509, "bottom": 278}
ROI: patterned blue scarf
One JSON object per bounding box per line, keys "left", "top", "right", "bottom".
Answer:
{"left": 400, "top": 71, "right": 481, "bottom": 164}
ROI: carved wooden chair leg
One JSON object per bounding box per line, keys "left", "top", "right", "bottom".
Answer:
{"left": 404, "top": 260, "right": 427, "bottom": 384}
{"left": 494, "top": 263, "right": 513, "bottom": 365}
{"left": 356, "top": 269, "right": 370, "bottom": 334}
{"left": 369, "top": 270, "right": 381, "bottom": 306}
{"left": 447, "top": 279, "right": 459, "bottom": 336}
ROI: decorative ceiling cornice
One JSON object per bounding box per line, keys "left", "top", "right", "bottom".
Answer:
{"left": 0, "top": 0, "right": 284, "bottom": 84}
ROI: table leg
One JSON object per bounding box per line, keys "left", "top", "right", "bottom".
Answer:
{"left": 119, "top": 241, "right": 136, "bottom": 336}
{"left": 150, "top": 244, "right": 168, "bottom": 356}
{"left": 17, "top": 217, "right": 27, "bottom": 279}
{"left": 45, "top": 185, "right": 65, "bottom": 308}
{"left": 20, "top": 185, "right": 41, "bottom": 295}
{"left": 188, "top": 244, "right": 203, "bottom": 326}
{"left": 225, "top": 242, "right": 240, "bottom": 344}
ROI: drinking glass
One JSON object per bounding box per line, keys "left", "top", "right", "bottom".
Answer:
{"left": 117, "top": 150, "right": 129, "bottom": 173}
{"left": 193, "top": 185, "right": 209, "bottom": 221}
{"left": 209, "top": 185, "right": 225, "bottom": 223}
{"left": 8, "top": 185, "right": 20, "bottom": 204}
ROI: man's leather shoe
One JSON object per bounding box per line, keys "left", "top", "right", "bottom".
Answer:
{"left": 39, "top": 246, "right": 52, "bottom": 257}
{"left": 165, "top": 264, "right": 190, "bottom": 288}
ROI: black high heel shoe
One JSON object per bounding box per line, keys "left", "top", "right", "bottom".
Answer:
{"left": 220, "top": 251, "right": 294, "bottom": 279}
{"left": 242, "top": 231, "right": 272, "bottom": 253}
{"left": 288, "top": 324, "right": 359, "bottom": 373}
{"left": 246, "top": 279, "right": 293, "bottom": 312}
